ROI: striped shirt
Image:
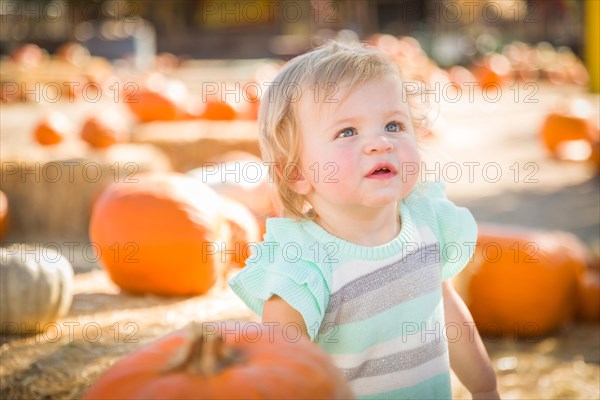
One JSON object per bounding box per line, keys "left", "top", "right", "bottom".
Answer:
{"left": 228, "top": 181, "right": 477, "bottom": 399}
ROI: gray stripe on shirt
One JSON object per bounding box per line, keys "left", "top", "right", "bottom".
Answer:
{"left": 338, "top": 338, "right": 446, "bottom": 381}
{"left": 323, "top": 243, "right": 440, "bottom": 322}
{"left": 321, "top": 260, "right": 441, "bottom": 328}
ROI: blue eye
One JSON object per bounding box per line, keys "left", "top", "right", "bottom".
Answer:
{"left": 337, "top": 127, "right": 357, "bottom": 138}
{"left": 385, "top": 121, "right": 405, "bottom": 133}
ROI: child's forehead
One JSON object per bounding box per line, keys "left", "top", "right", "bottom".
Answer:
{"left": 294, "top": 75, "right": 411, "bottom": 133}
{"left": 299, "top": 74, "right": 406, "bottom": 113}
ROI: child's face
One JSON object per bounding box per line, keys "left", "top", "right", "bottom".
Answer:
{"left": 293, "top": 74, "right": 420, "bottom": 212}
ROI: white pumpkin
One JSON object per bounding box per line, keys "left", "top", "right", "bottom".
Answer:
{"left": 0, "top": 246, "right": 74, "bottom": 332}
{"left": 187, "top": 153, "right": 276, "bottom": 218}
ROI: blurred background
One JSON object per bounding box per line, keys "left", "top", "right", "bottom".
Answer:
{"left": 0, "top": 1, "right": 598, "bottom": 399}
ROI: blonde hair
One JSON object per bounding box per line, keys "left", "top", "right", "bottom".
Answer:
{"left": 259, "top": 40, "right": 423, "bottom": 220}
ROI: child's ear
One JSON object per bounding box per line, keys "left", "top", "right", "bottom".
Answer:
{"left": 276, "top": 163, "right": 313, "bottom": 195}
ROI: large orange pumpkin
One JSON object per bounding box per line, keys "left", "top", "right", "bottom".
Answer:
{"left": 81, "top": 116, "right": 128, "bottom": 148}
{"left": 539, "top": 112, "right": 597, "bottom": 155}
{"left": 89, "top": 173, "right": 226, "bottom": 296}
{"left": 457, "top": 224, "right": 588, "bottom": 338}
{"left": 83, "top": 321, "right": 354, "bottom": 399}
{"left": 0, "top": 190, "right": 8, "bottom": 241}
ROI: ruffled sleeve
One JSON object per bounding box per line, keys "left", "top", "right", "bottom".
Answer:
{"left": 405, "top": 180, "right": 478, "bottom": 280}
{"left": 227, "top": 219, "right": 331, "bottom": 341}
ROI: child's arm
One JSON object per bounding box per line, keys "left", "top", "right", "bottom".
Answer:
{"left": 443, "top": 281, "right": 500, "bottom": 400}
{"left": 262, "top": 295, "right": 309, "bottom": 338}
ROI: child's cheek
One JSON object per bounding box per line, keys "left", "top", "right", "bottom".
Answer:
{"left": 315, "top": 155, "right": 350, "bottom": 186}
{"left": 400, "top": 145, "right": 421, "bottom": 190}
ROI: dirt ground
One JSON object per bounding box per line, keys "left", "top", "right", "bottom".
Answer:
{"left": 0, "top": 76, "right": 599, "bottom": 399}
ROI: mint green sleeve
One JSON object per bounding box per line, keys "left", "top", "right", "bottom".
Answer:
{"left": 227, "top": 237, "right": 330, "bottom": 341}
{"left": 408, "top": 181, "right": 478, "bottom": 280}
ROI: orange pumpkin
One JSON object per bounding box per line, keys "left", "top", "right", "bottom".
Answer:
{"left": 458, "top": 224, "right": 588, "bottom": 338}
{"left": 0, "top": 190, "right": 8, "bottom": 241}
{"left": 540, "top": 112, "right": 597, "bottom": 155}
{"left": 34, "top": 112, "right": 72, "bottom": 146}
{"left": 127, "top": 89, "right": 180, "bottom": 122}
{"left": 81, "top": 116, "right": 128, "bottom": 148}
{"left": 472, "top": 54, "right": 512, "bottom": 88}
{"left": 200, "top": 99, "right": 237, "bottom": 121}
{"left": 220, "top": 197, "right": 261, "bottom": 268}
{"left": 83, "top": 321, "right": 354, "bottom": 399}
{"left": 89, "top": 173, "right": 226, "bottom": 296}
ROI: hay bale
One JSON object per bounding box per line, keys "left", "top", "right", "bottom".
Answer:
{"left": 0, "top": 143, "right": 171, "bottom": 242}
{"left": 130, "top": 120, "right": 260, "bottom": 172}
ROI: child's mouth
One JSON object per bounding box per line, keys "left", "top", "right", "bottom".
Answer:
{"left": 372, "top": 167, "right": 390, "bottom": 175}
{"left": 366, "top": 164, "right": 397, "bottom": 179}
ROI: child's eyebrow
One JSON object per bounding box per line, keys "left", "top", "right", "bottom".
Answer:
{"left": 326, "top": 110, "right": 409, "bottom": 130}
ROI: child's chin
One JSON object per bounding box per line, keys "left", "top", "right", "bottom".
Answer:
{"left": 362, "top": 196, "right": 401, "bottom": 208}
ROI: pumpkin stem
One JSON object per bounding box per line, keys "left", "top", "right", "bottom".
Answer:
{"left": 163, "top": 322, "right": 241, "bottom": 375}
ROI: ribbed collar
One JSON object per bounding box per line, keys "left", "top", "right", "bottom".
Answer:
{"left": 296, "top": 201, "right": 415, "bottom": 260}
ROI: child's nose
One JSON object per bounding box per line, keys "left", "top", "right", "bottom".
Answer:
{"left": 364, "top": 135, "right": 393, "bottom": 154}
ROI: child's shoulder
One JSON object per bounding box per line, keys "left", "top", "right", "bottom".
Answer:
{"left": 405, "top": 180, "right": 447, "bottom": 202}
{"left": 402, "top": 179, "right": 476, "bottom": 238}
{"left": 251, "top": 217, "right": 327, "bottom": 264}
{"left": 263, "top": 217, "right": 313, "bottom": 242}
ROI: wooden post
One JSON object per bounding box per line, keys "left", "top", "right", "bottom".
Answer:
{"left": 586, "top": 0, "right": 599, "bottom": 92}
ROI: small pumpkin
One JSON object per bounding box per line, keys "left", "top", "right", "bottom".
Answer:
{"left": 576, "top": 257, "right": 600, "bottom": 321}
{"left": 34, "top": 112, "right": 72, "bottom": 146}
{"left": 200, "top": 98, "right": 237, "bottom": 121}
{"left": 0, "top": 246, "right": 74, "bottom": 333}
{"left": 472, "top": 54, "right": 512, "bottom": 88}
{"left": 127, "top": 89, "right": 180, "bottom": 122}
{"left": 83, "top": 321, "right": 354, "bottom": 399}
{"left": 0, "top": 190, "right": 8, "bottom": 241}
{"left": 89, "top": 173, "right": 226, "bottom": 296}
{"left": 456, "top": 224, "right": 588, "bottom": 338}
{"left": 539, "top": 112, "right": 597, "bottom": 155}
{"left": 126, "top": 74, "right": 186, "bottom": 122}
{"left": 81, "top": 115, "right": 128, "bottom": 148}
